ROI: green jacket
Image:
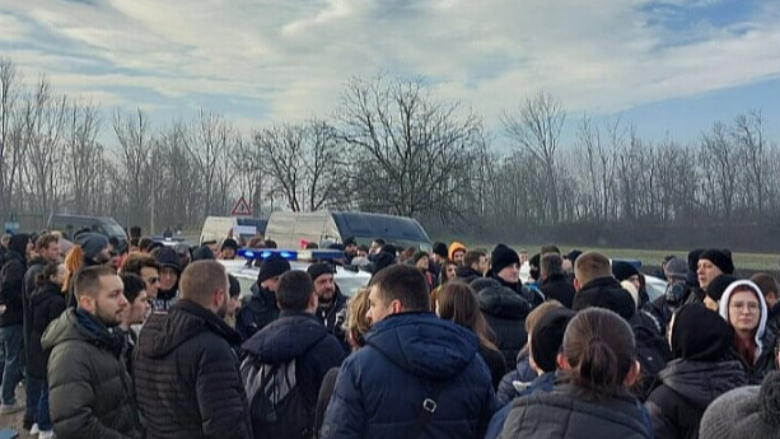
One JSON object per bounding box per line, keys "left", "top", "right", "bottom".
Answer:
{"left": 42, "top": 308, "right": 144, "bottom": 439}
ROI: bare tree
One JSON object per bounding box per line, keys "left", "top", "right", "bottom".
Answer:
{"left": 502, "top": 92, "right": 566, "bottom": 224}
{"left": 65, "top": 102, "right": 102, "bottom": 214}
{"left": 337, "top": 75, "right": 483, "bottom": 220}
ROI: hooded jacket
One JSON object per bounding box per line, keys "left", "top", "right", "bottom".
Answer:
{"left": 477, "top": 286, "right": 532, "bottom": 370}
{"left": 236, "top": 282, "right": 279, "bottom": 341}
{"left": 0, "top": 234, "right": 29, "bottom": 327}
{"left": 26, "top": 281, "right": 66, "bottom": 379}
{"left": 539, "top": 273, "right": 576, "bottom": 308}
{"left": 42, "top": 308, "right": 144, "bottom": 439}
{"left": 242, "top": 311, "right": 344, "bottom": 434}
{"left": 498, "top": 384, "right": 652, "bottom": 439}
{"left": 320, "top": 312, "right": 498, "bottom": 439}
{"left": 133, "top": 299, "right": 251, "bottom": 439}
{"left": 718, "top": 280, "right": 776, "bottom": 384}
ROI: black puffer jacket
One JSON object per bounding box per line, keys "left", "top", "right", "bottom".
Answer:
{"left": 477, "top": 286, "right": 531, "bottom": 370}
{"left": 42, "top": 308, "right": 144, "bottom": 439}
{"left": 242, "top": 311, "right": 345, "bottom": 436}
{"left": 27, "top": 281, "right": 66, "bottom": 378}
{"left": 539, "top": 273, "right": 575, "bottom": 308}
{"left": 236, "top": 283, "right": 279, "bottom": 341}
{"left": 645, "top": 359, "right": 748, "bottom": 439}
{"left": 499, "top": 385, "right": 652, "bottom": 439}
{"left": 133, "top": 299, "right": 251, "bottom": 439}
{"left": 315, "top": 288, "right": 349, "bottom": 353}
{"left": 456, "top": 266, "right": 483, "bottom": 284}
{"left": 0, "top": 249, "right": 26, "bottom": 327}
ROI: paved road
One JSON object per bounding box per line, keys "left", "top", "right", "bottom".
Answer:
{"left": 0, "top": 385, "right": 36, "bottom": 439}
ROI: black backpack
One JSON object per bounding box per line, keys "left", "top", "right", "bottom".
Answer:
{"left": 241, "top": 355, "right": 312, "bottom": 439}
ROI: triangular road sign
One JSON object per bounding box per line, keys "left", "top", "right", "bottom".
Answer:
{"left": 231, "top": 196, "right": 252, "bottom": 216}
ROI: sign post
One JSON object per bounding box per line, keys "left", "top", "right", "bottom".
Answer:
{"left": 230, "top": 196, "right": 252, "bottom": 217}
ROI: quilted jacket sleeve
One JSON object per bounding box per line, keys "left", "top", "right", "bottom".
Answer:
{"left": 319, "top": 356, "right": 365, "bottom": 439}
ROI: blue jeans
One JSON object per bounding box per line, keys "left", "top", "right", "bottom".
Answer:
{"left": 0, "top": 324, "right": 23, "bottom": 405}
{"left": 24, "top": 376, "right": 44, "bottom": 425}
{"left": 37, "top": 382, "right": 51, "bottom": 431}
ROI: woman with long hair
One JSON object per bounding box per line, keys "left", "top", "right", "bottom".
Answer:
{"left": 26, "top": 262, "right": 68, "bottom": 438}
{"left": 436, "top": 281, "right": 505, "bottom": 389}
{"left": 499, "top": 308, "right": 652, "bottom": 438}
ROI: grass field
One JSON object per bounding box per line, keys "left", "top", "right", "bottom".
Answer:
{"left": 466, "top": 243, "right": 780, "bottom": 272}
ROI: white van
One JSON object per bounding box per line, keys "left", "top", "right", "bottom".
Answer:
{"left": 199, "top": 216, "right": 237, "bottom": 245}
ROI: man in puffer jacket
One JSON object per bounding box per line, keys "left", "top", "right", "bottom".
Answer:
{"left": 133, "top": 260, "right": 251, "bottom": 439}
{"left": 320, "top": 265, "right": 498, "bottom": 439}
{"left": 43, "top": 265, "right": 144, "bottom": 439}
{"left": 476, "top": 285, "right": 531, "bottom": 370}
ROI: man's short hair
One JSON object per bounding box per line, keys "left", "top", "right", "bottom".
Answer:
{"left": 369, "top": 264, "right": 429, "bottom": 312}
{"left": 74, "top": 266, "right": 119, "bottom": 300}
{"left": 179, "top": 261, "right": 228, "bottom": 305}
{"left": 121, "top": 254, "right": 161, "bottom": 275}
{"left": 541, "top": 244, "right": 561, "bottom": 255}
{"left": 138, "top": 237, "right": 154, "bottom": 253}
{"left": 541, "top": 253, "right": 564, "bottom": 278}
{"left": 120, "top": 273, "right": 147, "bottom": 304}
{"left": 751, "top": 273, "right": 779, "bottom": 298}
{"left": 463, "top": 250, "right": 486, "bottom": 268}
{"left": 574, "top": 252, "right": 612, "bottom": 286}
{"left": 276, "top": 271, "right": 314, "bottom": 311}
{"left": 373, "top": 238, "right": 386, "bottom": 246}
{"left": 35, "top": 233, "right": 59, "bottom": 251}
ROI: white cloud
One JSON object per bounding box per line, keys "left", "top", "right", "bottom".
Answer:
{"left": 0, "top": 0, "right": 778, "bottom": 130}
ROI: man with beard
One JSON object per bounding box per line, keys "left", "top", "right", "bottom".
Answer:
{"left": 42, "top": 266, "right": 144, "bottom": 439}
{"left": 308, "top": 263, "right": 349, "bottom": 352}
{"left": 133, "top": 261, "right": 251, "bottom": 439}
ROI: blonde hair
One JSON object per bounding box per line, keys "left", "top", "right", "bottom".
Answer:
{"left": 346, "top": 288, "right": 371, "bottom": 349}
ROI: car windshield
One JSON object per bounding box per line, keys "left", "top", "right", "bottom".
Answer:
{"left": 102, "top": 223, "right": 127, "bottom": 239}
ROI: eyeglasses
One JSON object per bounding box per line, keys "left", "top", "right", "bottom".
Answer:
{"left": 729, "top": 301, "right": 760, "bottom": 312}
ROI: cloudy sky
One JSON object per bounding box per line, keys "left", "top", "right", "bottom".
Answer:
{"left": 2, "top": 0, "right": 779, "bottom": 143}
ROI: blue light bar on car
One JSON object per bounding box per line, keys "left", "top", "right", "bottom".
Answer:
{"left": 237, "top": 248, "right": 345, "bottom": 262}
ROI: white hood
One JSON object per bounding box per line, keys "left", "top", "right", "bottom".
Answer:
{"left": 718, "top": 279, "right": 768, "bottom": 364}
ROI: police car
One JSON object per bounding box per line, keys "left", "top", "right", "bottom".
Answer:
{"left": 220, "top": 248, "right": 372, "bottom": 298}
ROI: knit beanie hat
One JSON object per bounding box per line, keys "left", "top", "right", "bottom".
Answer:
{"left": 699, "top": 372, "right": 780, "bottom": 439}
{"left": 664, "top": 257, "right": 689, "bottom": 281}
{"left": 307, "top": 262, "right": 335, "bottom": 282}
{"left": 432, "top": 242, "right": 448, "bottom": 259}
{"left": 491, "top": 244, "right": 520, "bottom": 276}
{"left": 705, "top": 274, "right": 740, "bottom": 303}
{"left": 531, "top": 308, "right": 576, "bottom": 373}
{"left": 448, "top": 241, "right": 467, "bottom": 261}
{"left": 612, "top": 261, "right": 640, "bottom": 282}
{"left": 8, "top": 233, "right": 30, "bottom": 255}
{"left": 74, "top": 233, "right": 109, "bottom": 261}
{"left": 154, "top": 247, "right": 182, "bottom": 274}
{"left": 700, "top": 249, "right": 735, "bottom": 275}
{"left": 257, "top": 255, "right": 291, "bottom": 284}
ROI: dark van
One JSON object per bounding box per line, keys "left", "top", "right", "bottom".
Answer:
{"left": 48, "top": 214, "right": 128, "bottom": 244}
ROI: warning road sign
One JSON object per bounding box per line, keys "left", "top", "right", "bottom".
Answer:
{"left": 231, "top": 196, "right": 252, "bottom": 216}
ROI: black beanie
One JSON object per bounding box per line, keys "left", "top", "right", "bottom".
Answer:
{"left": 432, "top": 242, "right": 448, "bottom": 259}
{"left": 612, "top": 261, "right": 640, "bottom": 282}
{"left": 705, "top": 274, "right": 740, "bottom": 302}
{"left": 491, "top": 244, "right": 520, "bottom": 276}
{"left": 687, "top": 249, "right": 705, "bottom": 273}
{"left": 531, "top": 308, "right": 576, "bottom": 373}
{"left": 74, "top": 233, "right": 109, "bottom": 261}
{"left": 671, "top": 303, "right": 735, "bottom": 362}
{"left": 699, "top": 249, "right": 735, "bottom": 275}
{"left": 154, "top": 247, "right": 182, "bottom": 274}
{"left": 8, "top": 233, "right": 30, "bottom": 255}
{"left": 191, "top": 245, "right": 215, "bottom": 261}
{"left": 572, "top": 287, "right": 636, "bottom": 321}
{"left": 228, "top": 274, "right": 241, "bottom": 298}
{"left": 307, "top": 262, "right": 335, "bottom": 282}
{"left": 257, "top": 255, "right": 291, "bottom": 284}
{"left": 221, "top": 238, "right": 239, "bottom": 251}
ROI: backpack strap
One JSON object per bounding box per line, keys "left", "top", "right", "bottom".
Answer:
{"left": 403, "top": 380, "right": 447, "bottom": 439}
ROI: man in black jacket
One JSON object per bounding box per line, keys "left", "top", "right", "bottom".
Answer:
{"left": 242, "top": 270, "right": 345, "bottom": 438}
{"left": 456, "top": 250, "right": 488, "bottom": 284}
{"left": 236, "top": 255, "right": 291, "bottom": 340}
{"left": 308, "top": 263, "right": 349, "bottom": 353}
{"left": 0, "top": 233, "right": 32, "bottom": 414}
{"left": 539, "top": 252, "right": 575, "bottom": 308}
{"left": 133, "top": 260, "right": 252, "bottom": 439}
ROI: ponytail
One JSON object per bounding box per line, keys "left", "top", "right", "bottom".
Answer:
{"left": 563, "top": 308, "right": 635, "bottom": 398}
{"left": 35, "top": 262, "right": 62, "bottom": 287}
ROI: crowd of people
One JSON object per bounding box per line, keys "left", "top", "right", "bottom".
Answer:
{"left": 1, "top": 229, "right": 780, "bottom": 439}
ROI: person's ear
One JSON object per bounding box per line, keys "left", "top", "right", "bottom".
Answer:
{"left": 78, "top": 295, "right": 94, "bottom": 312}
{"left": 556, "top": 353, "right": 571, "bottom": 371}
{"left": 573, "top": 278, "right": 581, "bottom": 292}
{"left": 624, "top": 360, "right": 642, "bottom": 387}
{"left": 390, "top": 299, "right": 403, "bottom": 314}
